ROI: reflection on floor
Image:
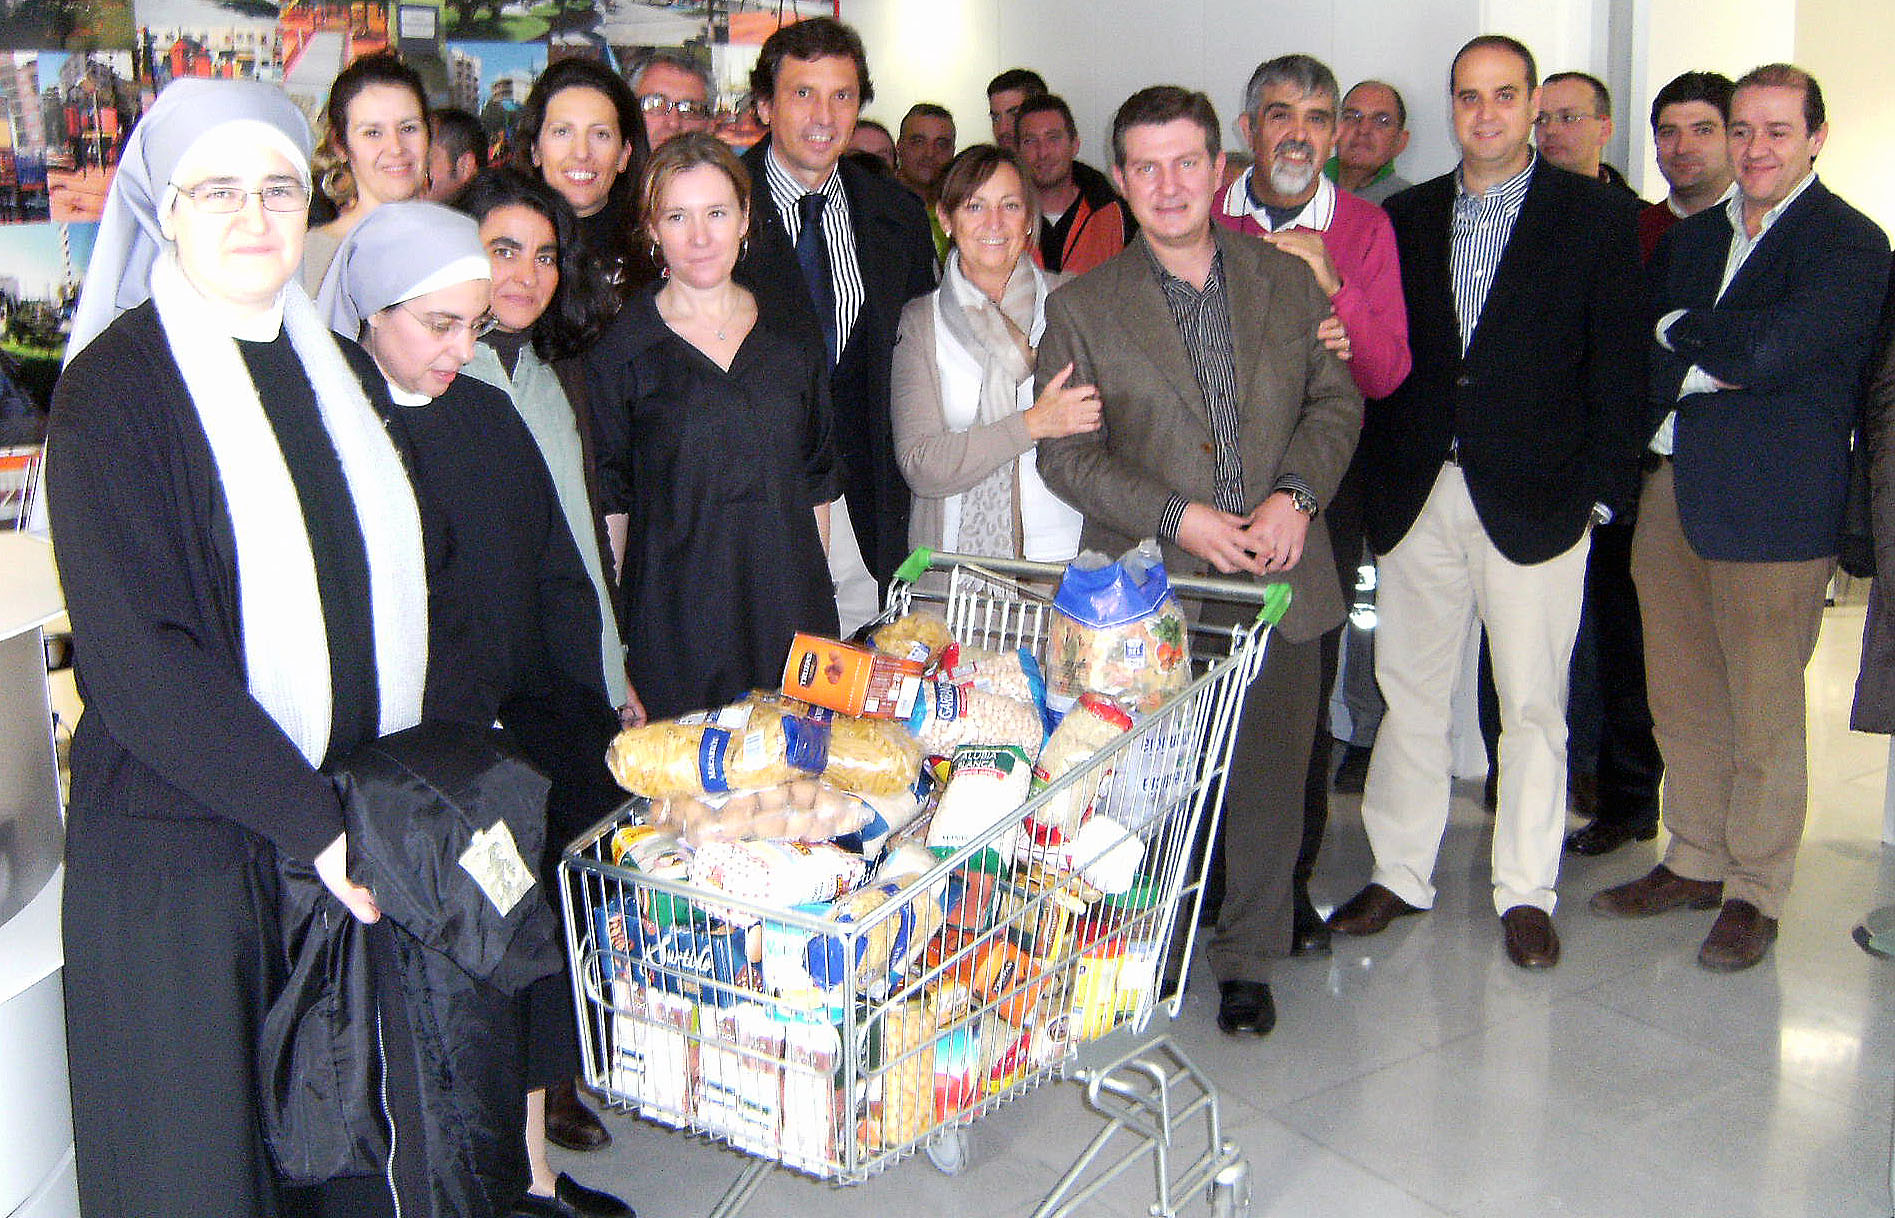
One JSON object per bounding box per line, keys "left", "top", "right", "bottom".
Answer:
{"left": 553, "top": 605, "right": 1895, "bottom": 1218}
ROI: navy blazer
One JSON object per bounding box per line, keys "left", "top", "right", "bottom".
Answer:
{"left": 1649, "top": 178, "right": 1889, "bottom": 562}
{"left": 1361, "top": 162, "right": 1647, "bottom": 566}
{"left": 735, "top": 141, "right": 936, "bottom": 585}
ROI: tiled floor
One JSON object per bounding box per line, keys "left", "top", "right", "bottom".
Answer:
{"left": 553, "top": 605, "right": 1895, "bottom": 1218}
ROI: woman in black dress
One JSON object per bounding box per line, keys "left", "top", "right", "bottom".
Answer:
{"left": 587, "top": 132, "right": 839, "bottom": 720}
{"left": 47, "top": 79, "right": 425, "bottom": 1218}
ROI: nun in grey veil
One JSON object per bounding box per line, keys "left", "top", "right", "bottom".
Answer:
{"left": 44, "top": 77, "right": 426, "bottom": 1218}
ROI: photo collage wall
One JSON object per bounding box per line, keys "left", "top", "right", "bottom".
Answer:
{"left": 0, "top": 0, "right": 836, "bottom": 437}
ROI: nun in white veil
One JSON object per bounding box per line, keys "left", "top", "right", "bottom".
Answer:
{"left": 44, "top": 77, "right": 426, "bottom": 1218}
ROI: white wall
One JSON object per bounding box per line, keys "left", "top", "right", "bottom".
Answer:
{"left": 846, "top": 0, "right": 1530, "bottom": 190}
{"left": 1796, "top": 0, "right": 1895, "bottom": 239}
{"left": 1628, "top": 0, "right": 1793, "bottom": 198}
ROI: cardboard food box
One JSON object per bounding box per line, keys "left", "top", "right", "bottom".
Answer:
{"left": 783, "top": 633, "right": 925, "bottom": 719}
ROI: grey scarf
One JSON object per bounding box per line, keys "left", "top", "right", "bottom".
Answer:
{"left": 937, "top": 249, "right": 1046, "bottom": 558}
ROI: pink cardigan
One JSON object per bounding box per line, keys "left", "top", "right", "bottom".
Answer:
{"left": 1215, "top": 174, "right": 1411, "bottom": 401}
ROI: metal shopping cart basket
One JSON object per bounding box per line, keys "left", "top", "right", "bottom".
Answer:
{"left": 560, "top": 550, "right": 1287, "bottom": 1217}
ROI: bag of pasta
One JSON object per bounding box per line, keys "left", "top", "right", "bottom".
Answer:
{"left": 1045, "top": 541, "right": 1191, "bottom": 717}
{"left": 870, "top": 611, "right": 958, "bottom": 671}
{"left": 607, "top": 702, "right": 829, "bottom": 798}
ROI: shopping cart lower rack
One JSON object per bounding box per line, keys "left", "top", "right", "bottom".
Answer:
{"left": 560, "top": 551, "right": 1286, "bottom": 1217}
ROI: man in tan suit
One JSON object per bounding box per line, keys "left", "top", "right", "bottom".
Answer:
{"left": 1037, "top": 84, "right": 1363, "bottom": 1039}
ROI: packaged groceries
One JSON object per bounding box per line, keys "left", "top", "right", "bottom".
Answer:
{"left": 689, "top": 840, "right": 869, "bottom": 908}
{"left": 941, "top": 646, "right": 1044, "bottom": 706}
{"left": 971, "top": 929, "right": 1052, "bottom": 1026}
{"left": 862, "top": 1000, "right": 936, "bottom": 1150}
{"left": 908, "top": 679, "right": 1044, "bottom": 757}
{"left": 1020, "top": 815, "right": 1146, "bottom": 895}
{"left": 777, "top": 1015, "right": 844, "bottom": 1173}
{"left": 608, "top": 702, "right": 829, "bottom": 797}
{"left": 697, "top": 1003, "right": 785, "bottom": 1155}
{"left": 925, "top": 745, "right": 1033, "bottom": 858}
{"left": 870, "top": 611, "right": 958, "bottom": 670}
{"left": 823, "top": 713, "right": 926, "bottom": 796}
{"left": 607, "top": 980, "right": 695, "bottom": 1127}
{"left": 783, "top": 633, "right": 926, "bottom": 718}
{"left": 647, "top": 779, "right": 871, "bottom": 847}
{"left": 1027, "top": 693, "right": 1134, "bottom": 841}
{"left": 1046, "top": 541, "right": 1191, "bottom": 716}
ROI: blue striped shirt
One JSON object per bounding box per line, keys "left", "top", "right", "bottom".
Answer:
{"left": 1450, "top": 154, "right": 1537, "bottom": 354}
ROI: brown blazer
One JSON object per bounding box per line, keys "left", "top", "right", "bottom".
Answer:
{"left": 1035, "top": 228, "right": 1363, "bottom": 645}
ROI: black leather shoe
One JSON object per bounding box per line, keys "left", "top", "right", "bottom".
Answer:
{"left": 1290, "top": 901, "right": 1333, "bottom": 957}
{"left": 1564, "top": 817, "right": 1658, "bottom": 856}
{"left": 1216, "top": 980, "right": 1276, "bottom": 1036}
{"left": 545, "top": 1078, "right": 611, "bottom": 1152}
{"left": 554, "top": 1173, "right": 634, "bottom": 1218}
{"left": 1332, "top": 743, "right": 1372, "bottom": 794}
{"left": 510, "top": 1192, "right": 570, "bottom": 1218}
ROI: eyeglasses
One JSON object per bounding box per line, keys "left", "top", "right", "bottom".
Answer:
{"left": 399, "top": 302, "right": 499, "bottom": 340}
{"left": 1534, "top": 110, "right": 1602, "bottom": 128}
{"left": 173, "top": 180, "right": 310, "bottom": 213}
{"left": 1340, "top": 109, "right": 1399, "bottom": 130}
{"left": 638, "top": 94, "right": 710, "bottom": 118}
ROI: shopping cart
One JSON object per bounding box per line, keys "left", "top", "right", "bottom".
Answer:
{"left": 560, "top": 550, "right": 1287, "bottom": 1218}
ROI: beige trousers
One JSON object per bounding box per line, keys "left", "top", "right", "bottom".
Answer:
{"left": 1631, "top": 464, "right": 1833, "bottom": 917}
{"left": 1361, "top": 465, "right": 1590, "bottom": 915}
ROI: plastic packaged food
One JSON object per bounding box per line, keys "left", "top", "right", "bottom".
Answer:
{"left": 862, "top": 1000, "right": 936, "bottom": 1149}
{"left": 607, "top": 702, "right": 829, "bottom": 797}
{"left": 688, "top": 840, "right": 869, "bottom": 908}
{"left": 647, "top": 779, "right": 871, "bottom": 847}
{"left": 783, "top": 633, "right": 926, "bottom": 718}
{"left": 925, "top": 744, "right": 1033, "bottom": 859}
{"left": 941, "top": 647, "right": 1045, "bottom": 706}
{"left": 1045, "top": 541, "right": 1192, "bottom": 716}
{"left": 908, "top": 680, "right": 1044, "bottom": 758}
{"left": 823, "top": 713, "right": 926, "bottom": 796}
{"left": 870, "top": 611, "right": 958, "bottom": 670}
{"left": 1020, "top": 815, "right": 1146, "bottom": 895}
{"left": 1027, "top": 693, "right": 1134, "bottom": 841}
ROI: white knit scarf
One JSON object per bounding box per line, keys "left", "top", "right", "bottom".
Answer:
{"left": 149, "top": 252, "right": 428, "bottom": 764}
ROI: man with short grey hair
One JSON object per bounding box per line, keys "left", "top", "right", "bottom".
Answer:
{"left": 631, "top": 48, "right": 715, "bottom": 148}
{"left": 1214, "top": 52, "right": 1410, "bottom": 958}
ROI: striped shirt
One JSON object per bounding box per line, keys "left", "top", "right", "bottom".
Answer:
{"left": 1449, "top": 153, "right": 1537, "bottom": 354}
{"left": 764, "top": 146, "right": 867, "bottom": 354}
{"left": 1151, "top": 248, "right": 1244, "bottom": 543}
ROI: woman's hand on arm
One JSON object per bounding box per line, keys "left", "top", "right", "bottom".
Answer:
{"left": 1023, "top": 362, "right": 1104, "bottom": 441}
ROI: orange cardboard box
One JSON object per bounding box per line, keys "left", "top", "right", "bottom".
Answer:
{"left": 782, "top": 633, "right": 925, "bottom": 719}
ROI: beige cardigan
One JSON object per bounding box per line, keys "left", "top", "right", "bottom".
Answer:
{"left": 889, "top": 275, "right": 1069, "bottom": 555}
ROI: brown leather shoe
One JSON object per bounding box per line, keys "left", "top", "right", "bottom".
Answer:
{"left": 1327, "top": 883, "right": 1425, "bottom": 936}
{"left": 1698, "top": 899, "right": 1778, "bottom": 972}
{"left": 545, "top": 1076, "right": 612, "bottom": 1152}
{"left": 1501, "top": 906, "right": 1560, "bottom": 969}
{"left": 1588, "top": 864, "right": 1722, "bottom": 918}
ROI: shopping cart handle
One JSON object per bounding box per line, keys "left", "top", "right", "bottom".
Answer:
{"left": 895, "top": 547, "right": 1293, "bottom": 625}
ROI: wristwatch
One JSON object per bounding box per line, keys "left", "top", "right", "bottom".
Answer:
{"left": 1281, "top": 488, "right": 1318, "bottom": 518}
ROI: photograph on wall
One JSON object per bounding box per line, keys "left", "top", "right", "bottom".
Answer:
{"left": 0, "top": 219, "right": 94, "bottom": 422}
{"left": 0, "top": 50, "right": 136, "bottom": 226}
{"left": 132, "top": 0, "right": 285, "bottom": 89}
{"left": 442, "top": 37, "right": 539, "bottom": 151}
{"left": 0, "top": 0, "right": 134, "bottom": 53}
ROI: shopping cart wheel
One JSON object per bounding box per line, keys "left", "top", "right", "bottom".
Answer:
{"left": 926, "top": 1127, "right": 972, "bottom": 1175}
{"left": 1208, "top": 1156, "right": 1251, "bottom": 1216}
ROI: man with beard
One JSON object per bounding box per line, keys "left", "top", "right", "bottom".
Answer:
{"left": 1214, "top": 52, "right": 1410, "bottom": 957}
{"left": 1017, "top": 93, "right": 1136, "bottom": 275}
